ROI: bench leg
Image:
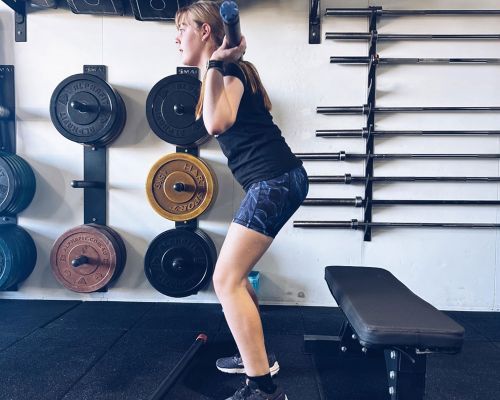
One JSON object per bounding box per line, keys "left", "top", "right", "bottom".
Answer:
{"left": 384, "top": 349, "right": 427, "bottom": 400}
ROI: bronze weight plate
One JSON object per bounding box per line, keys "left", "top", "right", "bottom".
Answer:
{"left": 146, "top": 153, "right": 217, "bottom": 221}
{"left": 50, "top": 224, "right": 118, "bottom": 293}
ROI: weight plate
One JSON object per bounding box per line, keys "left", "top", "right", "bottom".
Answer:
{"left": 0, "top": 225, "right": 37, "bottom": 290}
{"left": 0, "top": 230, "right": 14, "bottom": 289}
{"left": 9, "top": 224, "right": 37, "bottom": 283}
{"left": 146, "top": 74, "right": 209, "bottom": 147}
{"left": 146, "top": 153, "right": 218, "bottom": 221}
{"left": 50, "top": 224, "right": 119, "bottom": 293}
{"left": 90, "top": 224, "right": 127, "bottom": 280}
{"left": 0, "top": 153, "right": 36, "bottom": 215}
{"left": 144, "top": 228, "right": 217, "bottom": 297}
{"left": 50, "top": 73, "right": 125, "bottom": 145}
{"left": 0, "top": 155, "right": 16, "bottom": 215}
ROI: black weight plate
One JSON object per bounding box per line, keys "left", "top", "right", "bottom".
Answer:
{"left": 9, "top": 224, "right": 37, "bottom": 283}
{"left": 194, "top": 228, "right": 217, "bottom": 271}
{"left": 100, "top": 89, "right": 127, "bottom": 147}
{"left": 30, "top": 0, "right": 59, "bottom": 8}
{"left": 130, "top": 0, "right": 182, "bottom": 21}
{"left": 0, "top": 154, "right": 16, "bottom": 215}
{"left": 2, "top": 153, "right": 36, "bottom": 215}
{"left": 67, "top": 0, "right": 124, "bottom": 15}
{"left": 0, "top": 225, "right": 37, "bottom": 289}
{"left": 144, "top": 228, "right": 216, "bottom": 297}
{"left": 146, "top": 74, "right": 209, "bottom": 147}
{"left": 90, "top": 224, "right": 127, "bottom": 281}
{"left": 0, "top": 227, "right": 15, "bottom": 289}
{"left": 50, "top": 73, "right": 122, "bottom": 145}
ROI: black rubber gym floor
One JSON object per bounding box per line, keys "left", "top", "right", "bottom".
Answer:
{"left": 0, "top": 300, "right": 498, "bottom": 400}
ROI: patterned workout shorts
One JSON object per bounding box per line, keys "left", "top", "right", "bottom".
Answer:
{"left": 233, "top": 165, "right": 309, "bottom": 238}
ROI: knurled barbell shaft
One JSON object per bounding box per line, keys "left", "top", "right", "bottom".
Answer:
{"left": 325, "top": 8, "right": 500, "bottom": 16}
{"left": 309, "top": 175, "right": 500, "bottom": 183}
{"left": 303, "top": 197, "right": 500, "bottom": 206}
{"left": 330, "top": 56, "right": 500, "bottom": 64}
{"left": 326, "top": 32, "right": 500, "bottom": 40}
{"left": 316, "top": 129, "right": 500, "bottom": 137}
{"left": 149, "top": 334, "right": 208, "bottom": 400}
{"left": 293, "top": 220, "right": 500, "bottom": 229}
{"left": 317, "top": 105, "right": 500, "bottom": 114}
{"left": 0, "top": 105, "right": 11, "bottom": 120}
{"left": 296, "top": 152, "right": 500, "bottom": 161}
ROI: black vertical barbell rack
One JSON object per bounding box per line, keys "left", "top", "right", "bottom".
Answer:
{"left": 302, "top": 6, "right": 500, "bottom": 241}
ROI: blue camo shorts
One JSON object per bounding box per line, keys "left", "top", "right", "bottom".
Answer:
{"left": 233, "top": 165, "right": 309, "bottom": 238}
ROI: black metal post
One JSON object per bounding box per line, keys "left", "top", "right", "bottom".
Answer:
{"left": 0, "top": 65, "right": 17, "bottom": 228}
{"left": 384, "top": 349, "right": 427, "bottom": 400}
{"left": 69, "top": 66, "right": 109, "bottom": 225}
{"left": 309, "top": 0, "right": 321, "bottom": 44}
{"left": 1, "top": 0, "right": 27, "bottom": 42}
{"left": 0, "top": 66, "right": 16, "bottom": 154}
{"left": 361, "top": 7, "right": 380, "bottom": 241}
{"left": 174, "top": 146, "right": 200, "bottom": 229}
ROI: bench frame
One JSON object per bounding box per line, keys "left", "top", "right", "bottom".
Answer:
{"left": 305, "top": 320, "right": 435, "bottom": 400}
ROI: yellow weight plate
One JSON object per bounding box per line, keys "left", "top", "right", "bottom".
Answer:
{"left": 146, "top": 153, "right": 218, "bottom": 221}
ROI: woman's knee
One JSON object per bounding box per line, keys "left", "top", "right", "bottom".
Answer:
{"left": 212, "top": 266, "right": 246, "bottom": 297}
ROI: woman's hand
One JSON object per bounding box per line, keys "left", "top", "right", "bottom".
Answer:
{"left": 210, "top": 35, "right": 247, "bottom": 63}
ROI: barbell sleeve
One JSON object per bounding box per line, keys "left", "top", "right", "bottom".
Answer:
{"left": 220, "top": 1, "right": 241, "bottom": 48}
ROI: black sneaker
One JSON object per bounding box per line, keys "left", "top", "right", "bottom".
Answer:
{"left": 216, "top": 353, "right": 280, "bottom": 376}
{"left": 225, "top": 380, "right": 288, "bottom": 400}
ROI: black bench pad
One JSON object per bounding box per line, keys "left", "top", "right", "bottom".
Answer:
{"left": 325, "top": 266, "right": 465, "bottom": 350}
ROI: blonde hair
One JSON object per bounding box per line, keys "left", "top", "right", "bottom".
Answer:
{"left": 175, "top": 0, "right": 272, "bottom": 119}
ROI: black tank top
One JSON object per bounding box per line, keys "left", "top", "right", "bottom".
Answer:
{"left": 214, "top": 63, "right": 302, "bottom": 191}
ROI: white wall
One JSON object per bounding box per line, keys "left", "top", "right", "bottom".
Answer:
{"left": 1, "top": 0, "right": 499, "bottom": 310}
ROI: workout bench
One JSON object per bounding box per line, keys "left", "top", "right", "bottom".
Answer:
{"left": 305, "top": 266, "right": 465, "bottom": 400}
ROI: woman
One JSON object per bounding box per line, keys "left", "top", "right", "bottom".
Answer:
{"left": 175, "top": 2, "right": 308, "bottom": 399}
